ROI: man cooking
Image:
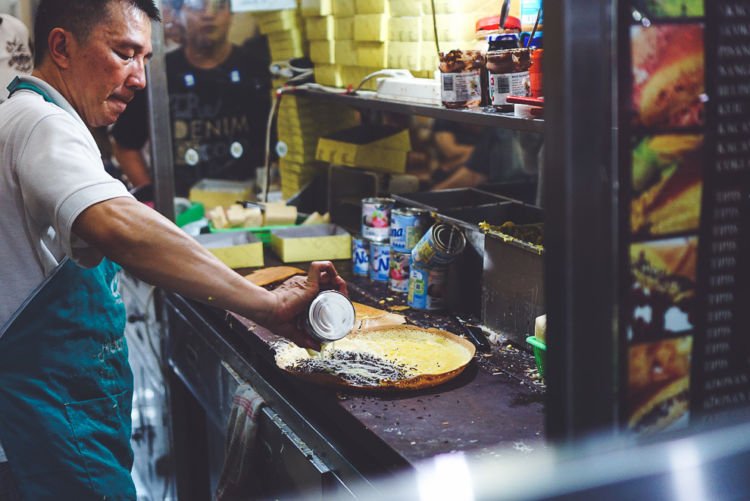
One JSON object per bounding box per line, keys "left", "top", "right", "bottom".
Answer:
{"left": 0, "top": 1, "right": 344, "bottom": 499}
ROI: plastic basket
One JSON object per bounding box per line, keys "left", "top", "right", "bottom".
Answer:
{"left": 526, "top": 336, "right": 546, "bottom": 378}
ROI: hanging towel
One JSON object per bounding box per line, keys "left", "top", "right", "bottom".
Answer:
{"left": 215, "top": 383, "right": 265, "bottom": 501}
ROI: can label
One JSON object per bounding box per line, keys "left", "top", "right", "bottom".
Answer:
{"left": 362, "top": 198, "right": 394, "bottom": 242}
{"left": 440, "top": 71, "right": 481, "bottom": 105}
{"left": 369, "top": 242, "right": 390, "bottom": 282}
{"left": 489, "top": 70, "right": 529, "bottom": 106}
{"left": 388, "top": 251, "right": 411, "bottom": 293}
{"left": 352, "top": 238, "right": 369, "bottom": 277}
{"left": 390, "top": 209, "right": 429, "bottom": 253}
{"left": 408, "top": 264, "right": 447, "bottom": 311}
{"left": 411, "top": 224, "right": 466, "bottom": 268}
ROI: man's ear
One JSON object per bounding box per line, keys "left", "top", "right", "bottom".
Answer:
{"left": 47, "top": 27, "right": 74, "bottom": 69}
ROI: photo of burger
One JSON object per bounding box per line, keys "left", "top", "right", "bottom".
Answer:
{"left": 634, "top": 0, "right": 704, "bottom": 18}
{"left": 630, "top": 236, "right": 698, "bottom": 340}
{"left": 628, "top": 336, "right": 692, "bottom": 434}
{"left": 631, "top": 24, "right": 705, "bottom": 129}
{"left": 631, "top": 134, "right": 703, "bottom": 236}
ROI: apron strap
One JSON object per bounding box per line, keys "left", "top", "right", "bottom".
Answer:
{"left": 6, "top": 76, "right": 55, "bottom": 104}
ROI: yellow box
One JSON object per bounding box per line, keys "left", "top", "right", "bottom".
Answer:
{"left": 257, "top": 11, "right": 301, "bottom": 34}
{"left": 422, "top": 14, "right": 477, "bottom": 41}
{"left": 301, "top": 0, "right": 332, "bottom": 17}
{"left": 267, "top": 30, "right": 305, "bottom": 52}
{"left": 388, "top": 16, "right": 422, "bottom": 42}
{"left": 314, "top": 64, "right": 343, "bottom": 87}
{"left": 189, "top": 179, "right": 254, "bottom": 212}
{"left": 354, "top": 14, "right": 388, "bottom": 42}
{"left": 356, "top": 41, "right": 388, "bottom": 68}
{"left": 340, "top": 65, "right": 381, "bottom": 90}
{"left": 310, "top": 40, "right": 336, "bottom": 63}
{"left": 388, "top": 41, "right": 422, "bottom": 71}
{"left": 420, "top": 42, "right": 439, "bottom": 73}
{"left": 355, "top": 0, "right": 388, "bottom": 14}
{"left": 316, "top": 125, "right": 411, "bottom": 173}
{"left": 332, "top": 0, "right": 356, "bottom": 16}
{"left": 334, "top": 16, "right": 354, "bottom": 39}
{"left": 430, "top": 0, "right": 495, "bottom": 15}
{"left": 194, "top": 232, "right": 264, "bottom": 269}
{"left": 334, "top": 40, "right": 358, "bottom": 66}
{"left": 270, "top": 45, "right": 306, "bottom": 61}
{"left": 389, "top": 0, "right": 422, "bottom": 16}
{"left": 305, "top": 15, "right": 335, "bottom": 40}
{"left": 271, "top": 225, "right": 351, "bottom": 263}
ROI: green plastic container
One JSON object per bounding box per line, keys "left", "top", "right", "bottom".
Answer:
{"left": 526, "top": 336, "right": 546, "bottom": 378}
{"left": 176, "top": 202, "right": 205, "bottom": 227}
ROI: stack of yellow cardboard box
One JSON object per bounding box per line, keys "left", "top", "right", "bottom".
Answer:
{"left": 277, "top": 93, "right": 358, "bottom": 198}
{"left": 255, "top": 8, "right": 307, "bottom": 64}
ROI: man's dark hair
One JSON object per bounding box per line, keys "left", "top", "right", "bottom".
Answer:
{"left": 34, "top": 0, "right": 161, "bottom": 66}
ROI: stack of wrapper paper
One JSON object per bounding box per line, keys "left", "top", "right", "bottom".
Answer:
{"left": 256, "top": 8, "right": 307, "bottom": 65}
{"left": 277, "top": 93, "right": 358, "bottom": 198}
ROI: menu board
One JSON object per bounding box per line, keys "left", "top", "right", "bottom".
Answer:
{"left": 619, "top": 0, "right": 750, "bottom": 434}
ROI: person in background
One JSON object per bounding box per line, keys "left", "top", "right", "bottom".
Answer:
{"left": 432, "top": 128, "right": 543, "bottom": 190}
{"left": 0, "top": 13, "right": 32, "bottom": 102}
{"left": 430, "top": 119, "right": 480, "bottom": 184}
{"left": 111, "top": 0, "right": 271, "bottom": 196}
{"left": 0, "top": 1, "right": 344, "bottom": 498}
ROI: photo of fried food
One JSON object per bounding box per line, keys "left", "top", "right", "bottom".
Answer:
{"left": 631, "top": 24, "right": 705, "bottom": 129}
{"left": 628, "top": 336, "right": 692, "bottom": 434}
{"left": 630, "top": 237, "right": 697, "bottom": 339}
{"left": 631, "top": 134, "right": 703, "bottom": 236}
{"left": 638, "top": 0, "right": 704, "bottom": 17}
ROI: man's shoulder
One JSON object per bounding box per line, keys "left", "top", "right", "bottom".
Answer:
{"left": 0, "top": 94, "right": 72, "bottom": 135}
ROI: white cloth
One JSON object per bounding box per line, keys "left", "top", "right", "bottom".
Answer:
{"left": 215, "top": 384, "right": 265, "bottom": 501}
{"left": 0, "top": 15, "right": 32, "bottom": 103}
{"left": 0, "top": 75, "right": 133, "bottom": 328}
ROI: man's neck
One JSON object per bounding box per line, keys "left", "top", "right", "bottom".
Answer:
{"left": 31, "top": 66, "right": 71, "bottom": 103}
{"left": 183, "top": 41, "right": 232, "bottom": 70}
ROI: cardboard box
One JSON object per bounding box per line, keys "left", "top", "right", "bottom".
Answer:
{"left": 389, "top": 0, "right": 422, "bottom": 16}
{"left": 189, "top": 179, "right": 254, "bottom": 212}
{"left": 194, "top": 231, "right": 264, "bottom": 269}
{"left": 310, "top": 40, "right": 336, "bottom": 63}
{"left": 354, "top": 14, "right": 388, "bottom": 42}
{"left": 334, "top": 40, "right": 358, "bottom": 66}
{"left": 332, "top": 0, "right": 355, "bottom": 16}
{"left": 271, "top": 224, "right": 351, "bottom": 263}
{"left": 388, "top": 41, "right": 423, "bottom": 71}
{"left": 316, "top": 125, "right": 411, "bottom": 173}
{"left": 305, "top": 15, "right": 335, "bottom": 40}
{"left": 355, "top": 0, "right": 388, "bottom": 14}
{"left": 388, "top": 16, "right": 422, "bottom": 42}
{"left": 334, "top": 16, "right": 354, "bottom": 40}
{"left": 301, "top": 0, "right": 332, "bottom": 17}
{"left": 313, "top": 63, "right": 343, "bottom": 87}
{"left": 356, "top": 41, "right": 388, "bottom": 68}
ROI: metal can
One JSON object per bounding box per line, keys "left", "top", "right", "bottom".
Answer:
{"left": 390, "top": 207, "right": 431, "bottom": 253}
{"left": 303, "top": 290, "right": 356, "bottom": 342}
{"left": 411, "top": 223, "right": 467, "bottom": 268}
{"left": 407, "top": 263, "right": 447, "bottom": 311}
{"left": 369, "top": 241, "right": 390, "bottom": 282}
{"left": 361, "top": 197, "right": 395, "bottom": 242}
{"left": 388, "top": 250, "right": 411, "bottom": 293}
{"left": 352, "top": 237, "right": 370, "bottom": 277}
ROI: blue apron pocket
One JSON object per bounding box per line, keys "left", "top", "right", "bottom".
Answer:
{"left": 64, "top": 390, "right": 135, "bottom": 500}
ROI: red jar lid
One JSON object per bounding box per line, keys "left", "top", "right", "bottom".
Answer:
{"left": 476, "top": 15, "right": 521, "bottom": 33}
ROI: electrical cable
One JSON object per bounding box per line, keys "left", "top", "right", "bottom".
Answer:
{"left": 430, "top": 0, "right": 440, "bottom": 56}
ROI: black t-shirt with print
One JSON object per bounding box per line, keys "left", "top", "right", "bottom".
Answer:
{"left": 113, "top": 39, "right": 271, "bottom": 196}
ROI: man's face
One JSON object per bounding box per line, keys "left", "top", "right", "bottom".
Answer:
{"left": 183, "top": 0, "right": 231, "bottom": 50}
{"left": 66, "top": 2, "right": 152, "bottom": 127}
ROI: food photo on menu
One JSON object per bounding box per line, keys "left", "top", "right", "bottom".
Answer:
{"left": 628, "top": 336, "right": 693, "bottom": 434}
{"left": 630, "top": 134, "right": 703, "bottom": 237}
{"left": 629, "top": 236, "right": 698, "bottom": 341}
{"left": 631, "top": 23, "right": 705, "bottom": 130}
{"left": 633, "top": 0, "right": 705, "bottom": 18}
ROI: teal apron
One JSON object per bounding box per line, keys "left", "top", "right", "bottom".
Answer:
{"left": 0, "top": 78, "right": 135, "bottom": 500}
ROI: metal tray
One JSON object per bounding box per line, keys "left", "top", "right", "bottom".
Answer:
{"left": 392, "top": 188, "right": 510, "bottom": 212}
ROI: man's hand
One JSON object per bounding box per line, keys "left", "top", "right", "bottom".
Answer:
{"left": 263, "top": 261, "right": 348, "bottom": 349}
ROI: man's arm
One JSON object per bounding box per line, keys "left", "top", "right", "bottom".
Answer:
{"left": 72, "top": 197, "right": 345, "bottom": 330}
{"left": 112, "top": 142, "right": 152, "bottom": 188}
{"left": 432, "top": 166, "right": 488, "bottom": 191}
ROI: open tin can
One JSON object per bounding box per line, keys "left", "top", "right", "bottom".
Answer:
{"left": 303, "top": 290, "right": 356, "bottom": 342}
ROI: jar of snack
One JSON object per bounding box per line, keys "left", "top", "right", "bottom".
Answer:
{"left": 486, "top": 41, "right": 532, "bottom": 112}
{"left": 438, "top": 49, "right": 485, "bottom": 109}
